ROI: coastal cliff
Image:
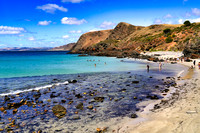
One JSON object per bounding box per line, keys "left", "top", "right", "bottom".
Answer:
{"left": 68, "top": 22, "right": 200, "bottom": 58}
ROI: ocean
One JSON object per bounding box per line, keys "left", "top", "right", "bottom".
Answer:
{"left": 0, "top": 51, "right": 145, "bottom": 78}
{"left": 0, "top": 51, "right": 187, "bottom": 95}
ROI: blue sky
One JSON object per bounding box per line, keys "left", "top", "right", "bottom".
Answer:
{"left": 0, "top": 0, "right": 200, "bottom": 48}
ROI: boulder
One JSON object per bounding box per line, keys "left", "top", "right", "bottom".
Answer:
{"left": 52, "top": 105, "right": 66, "bottom": 119}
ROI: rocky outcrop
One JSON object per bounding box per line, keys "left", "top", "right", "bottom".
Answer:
{"left": 183, "top": 41, "right": 200, "bottom": 58}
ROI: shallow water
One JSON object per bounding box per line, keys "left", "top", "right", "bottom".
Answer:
{"left": 0, "top": 71, "right": 177, "bottom": 132}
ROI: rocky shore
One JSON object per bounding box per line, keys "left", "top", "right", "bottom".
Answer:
{"left": 118, "top": 61, "right": 200, "bottom": 133}
{"left": 0, "top": 68, "right": 180, "bottom": 132}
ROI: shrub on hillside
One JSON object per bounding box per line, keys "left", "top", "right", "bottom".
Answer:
{"left": 165, "top": 36, "right": 173, "bottom": 43}
{"left": 163, "top": 28, "right": 171, "bottom": 34}
{"left": 184, "top": 20, "right": 191, "bottom": 26}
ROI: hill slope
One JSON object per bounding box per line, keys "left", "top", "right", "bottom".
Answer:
{"left": 70, "top": 22, "right": 200, "bottom": 58}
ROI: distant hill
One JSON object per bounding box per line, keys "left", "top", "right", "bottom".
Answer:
{"left": 50, "top": 43, "right": 76, "bottom": 51}
{"left": 69, "top": 22, "right": 200, "bottom": 58}
{"left": 0, "top": 47, "right": 52, "bottom": 51}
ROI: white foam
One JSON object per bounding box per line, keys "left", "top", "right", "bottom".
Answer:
{"left": 177, "top": 70, "right": 185, "bottom": 77}
{"left": 0, "top": 81, "right": 69, "bottom": 96}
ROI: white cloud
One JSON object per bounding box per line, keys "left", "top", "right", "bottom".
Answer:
{"left": 99, "top": 21, "right": 116, "bottom": 29}
{"left": 0, "top": 26, "right": 26, "bottom": 35}
{"left": 28, "top": 37, "right": 35, "bottom": 41}
{"left": 190, "top": 18, "right": 200, "bottom": 22}
{"left": 69, "top": 30, "right": 82, "bottom": 34}
{"left": 192, "top": 8, "right": 200, "bottom": 16}
{"left": 61, "top": 17, "right": 87, "bottom": 25}
{"left": 164, "top": 14, "right": 173, "bottom": 19}
{"left": 153, "top": 19, "right": 163, "bottom": 24}
{"left": 178, "top": 19, "right": 184, "bottom": 24}
{"left": 89, "top": 28, "right": 101, "bottom": 32}
{"left": 61, "top": 0, "right": 85, "bottom": 3}
{"left": 36, "top": 4, "right": 68, "bottom": 14}
{"left": 38, "top": 20, "right": 52, "bottom": 26}
{"left": 0, "top": 44, "right": 6, "bottom": 47}
{"left": 62, "top": 35, "right": 69, "bottom": 39}
{"left": 178, "top": 18, "right": 200, "bottom": 24}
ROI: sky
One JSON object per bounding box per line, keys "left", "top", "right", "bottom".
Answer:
{"left": 0, "top": 0, "right": 200, "bottom": 48}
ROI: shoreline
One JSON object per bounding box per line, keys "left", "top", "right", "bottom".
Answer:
{"left": 0, "top": 51, "right": 198, "bottom": 132}
{"left": 0, "top": 58, "right": 185, "bottom": 132}
{"left": 118, "top": 58, "right": 200, "bottom": 133}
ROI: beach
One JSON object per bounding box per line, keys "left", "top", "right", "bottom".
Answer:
{"left": 118, "top": 56, "right": 200, "bottom": 133}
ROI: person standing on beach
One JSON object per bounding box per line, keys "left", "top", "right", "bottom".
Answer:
{"left": 147, "top": 65, "right": 149, "bottom": 72}
{"left": 193, "top": 60, "right": 196, "bottom": 66}
{"left": 159, "top": 62, "right": 162, "bottom": 71}
{"left": 198, "top": 62, "right": 200, "bottom": 69}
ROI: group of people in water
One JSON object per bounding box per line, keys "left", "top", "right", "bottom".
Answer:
{"left": 146, "top": 62, "right": 163, "bottom": 73}
{"left": 86, "top": 59, "right": 106, "bottom": 67}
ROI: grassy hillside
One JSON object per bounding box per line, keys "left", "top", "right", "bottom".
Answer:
{"left": 70, "top": 22, "right": 200, "bottom": 58}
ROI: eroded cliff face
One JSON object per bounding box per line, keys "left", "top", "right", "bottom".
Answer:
{"left": 71, "top": 29, "right": 112, "bottom": 53}
{"left": 69, "top": 22, "right": 200, "bottom": 58}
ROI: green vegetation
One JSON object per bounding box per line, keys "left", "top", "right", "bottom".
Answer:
{"left": 184, "top": 37, "right": 190, "bottom": 43}
{"left": 184, "top": 20, "right": 191, "bottom": 26}
{"left": 165, "top": 36, "right": 173, "bottom": 43}
{"left": 163, "top": 28, "right": 171, "bottom": 34}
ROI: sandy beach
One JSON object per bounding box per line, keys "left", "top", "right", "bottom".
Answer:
{"left": 118, "top": 53, "right": 200, "bottom": 133}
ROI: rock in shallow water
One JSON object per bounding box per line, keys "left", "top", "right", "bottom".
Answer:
{"left": 130, "top": 113, "right": 138, "bottom": 118}
{"left": 94, "top": 97, "right": 104, "bottom": 102}
{"left": 52, "top": 105, "right": 66, "bottom": 119}
{"left": 76, "top": 102, "right": 83, "bottom": 110}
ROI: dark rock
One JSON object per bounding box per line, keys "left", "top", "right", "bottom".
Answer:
{"left": 69, "top": 80, "right": 77, "bottom": 83}
{"left": 130, "top": 113, "right": 138, "bottom": 118}
{"left": 50, "top": 93, "right": 57, "bottom": 98}
{"left": 33, "top": 93, "right": 41, "bottom": 100}
{"left": 52, "top": 105, "right": 67, "bottom": 119}
{"left": 61, "top": 100, "right": 66, "bottom": 103}
{"left": 132, "top": 81, "right": 139, "bottom": 84}
{"left": 154, "top": 104, "right": 161, "bottom": 109}
{"left": 4, "top": 96, "right": 10, "bottom": 102}
{"left": 94, "top": 97, "right": 105, "bottom": 102}
{"left": 162, "top": 89, "right": 170, "bottom": 93}
{"left": 75, "top": 94, "right": 83, "bottom": 98}
{"left": 76, "top": 102, "right": 84, "bottom": 110}
{"left": 13, "top": 109, "right": 18, "bottom": 114}
{"left": 146, "top": 95, "right": 159, "bottom": 100}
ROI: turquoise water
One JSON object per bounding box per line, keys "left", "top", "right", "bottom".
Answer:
{"left": 0, "top": 51, "right": 145, "bottom": 78}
